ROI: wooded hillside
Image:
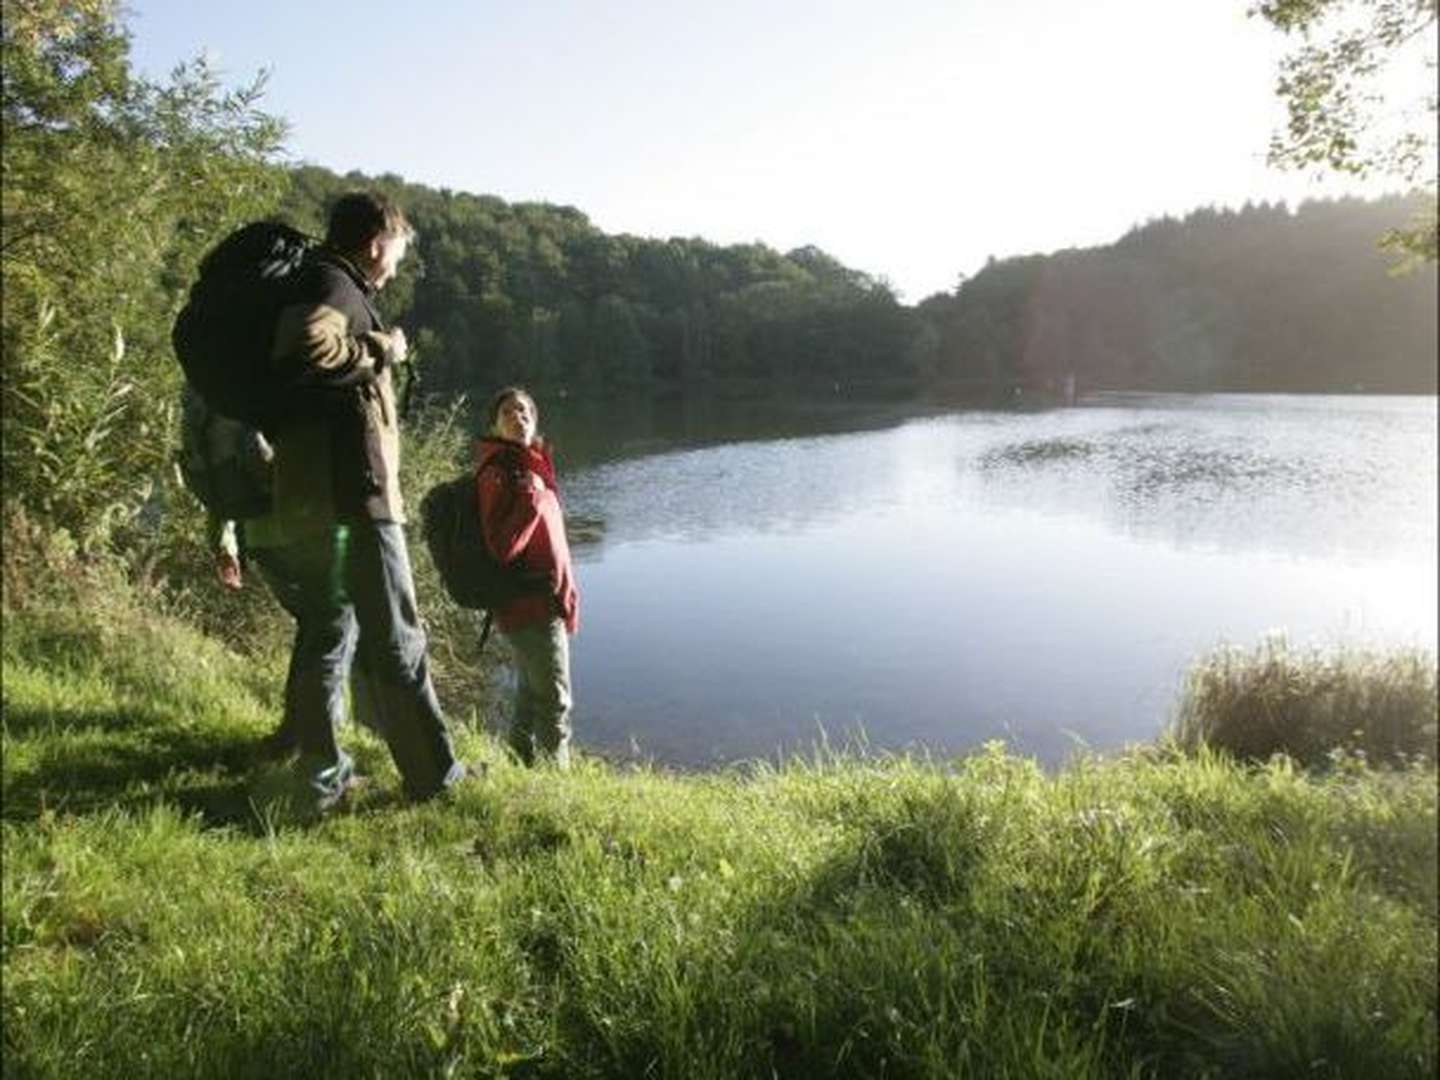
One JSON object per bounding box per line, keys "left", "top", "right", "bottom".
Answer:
{"left": 280, "top": 171, "right": 1438, "bottom": 400}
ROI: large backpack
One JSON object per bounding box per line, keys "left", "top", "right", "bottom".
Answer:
{"left": 420, "top": 459, "right": 550, "bottom": 620}
{"left": 176, "top": 385, "right": 273, "bottom": 521}
{"left": 172, "top": 220, "right": 315, "bottom": 427}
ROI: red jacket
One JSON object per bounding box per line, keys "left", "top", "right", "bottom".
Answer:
{"left": 474, "top": 436, "right": 579, "bottom": 634}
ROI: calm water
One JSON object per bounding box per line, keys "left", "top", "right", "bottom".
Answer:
{"left": 546, "top": 393, "right": 1437, "bottom": 767}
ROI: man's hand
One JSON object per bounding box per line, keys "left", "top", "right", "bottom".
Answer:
{"left": 217, "top": 552, "right": 243, "bottom": 591}
{"left": 387, "top": 327, "right": 409, "bottom": 366}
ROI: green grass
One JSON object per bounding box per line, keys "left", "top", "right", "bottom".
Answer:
{"left": 3, "top": 587, "right": 1437, "bottom": 1078}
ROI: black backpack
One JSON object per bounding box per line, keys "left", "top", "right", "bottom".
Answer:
{"left": 420, "top": 460, "right": 550, "bottom": 628}
{"left": 172, "top": 220, "right": 315, "bottom": 427}
{"left": 176, "top": 386, "right": 273, "bottom": 520}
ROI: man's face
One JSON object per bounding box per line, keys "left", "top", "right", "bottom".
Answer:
{"left": 362, "top": 232, "right": 410, "bottom": 289}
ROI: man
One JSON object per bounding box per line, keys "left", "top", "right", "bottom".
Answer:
{"left": 210, "top": 510, "right": 383, "bottom": 757}
{"left": 180, "top": 383, "right": 383, "bottom": 757}
{"left": 266, "top": 191, "right": 468, "bottom": 808}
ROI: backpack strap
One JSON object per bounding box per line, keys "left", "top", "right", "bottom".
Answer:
{"left": 358, "top": 290, "right": 386, "bottom": 334}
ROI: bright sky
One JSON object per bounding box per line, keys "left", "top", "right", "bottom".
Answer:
{"left": 124, "top": 0, "right": 1423, "bottom": 301}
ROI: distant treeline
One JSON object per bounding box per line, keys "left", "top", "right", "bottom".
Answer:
{"left": 280, "top": 167, "right": 917, "bottom": 399}
{"left": 282, "top": 169, "right": 1438, "bottom": 400}
{"left": 918, "top": 195, "right": 1438, "bottom": 396}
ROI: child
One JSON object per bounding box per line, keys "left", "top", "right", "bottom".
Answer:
{"left": 475, "top": 387, "right": 580, "bottom": 768}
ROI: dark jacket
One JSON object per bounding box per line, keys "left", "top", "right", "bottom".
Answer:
{"left": 267, "top": 250, "right": 406, "bottom": 531}
{"left": 475, "top": 436, "right": 579, "bottom": 634}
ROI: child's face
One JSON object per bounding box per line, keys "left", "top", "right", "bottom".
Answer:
{"left": 495, "top": 395, "right": 537, "bottom": 445}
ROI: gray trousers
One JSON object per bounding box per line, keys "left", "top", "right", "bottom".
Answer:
{"left": 502, "top": 618, "right": 573, "bottom": 769}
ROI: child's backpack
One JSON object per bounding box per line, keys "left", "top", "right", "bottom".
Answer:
{"left": 176, "top": 385, "right": 273, "bottom": 521}
{"left": 171, "top": 220, "right": 315, "bottom": 428}
{"left": 420, "top": 462, "right": 550, "bottom": 628}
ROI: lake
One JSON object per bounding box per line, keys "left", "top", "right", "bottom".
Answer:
{"left": 541, "top": 393, "right": 1437, "bottom": 767}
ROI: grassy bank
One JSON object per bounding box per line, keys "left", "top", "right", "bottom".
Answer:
{"left": 3, "top": 573, "right": 1436, "bottom": 1078}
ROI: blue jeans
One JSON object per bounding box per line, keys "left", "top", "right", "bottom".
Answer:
{"left": 252, "top": 542, "right": 383, "bottom": 745}
{"left": 271, "top": 520, "right": 463, "bottom": 805}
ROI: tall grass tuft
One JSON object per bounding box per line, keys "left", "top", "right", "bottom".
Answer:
{"left": 1171, "top": 635, "right": 1438, "bottom": 767}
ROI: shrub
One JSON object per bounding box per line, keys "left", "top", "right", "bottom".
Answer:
{"left": 1170, "top": 634, "right": 1438, "bottom": 767}
{"left": 398, "top": 394, "right": 508, "bottom": 733}
{"left": 3, "top": 4, "right": 286, "bottom": 555}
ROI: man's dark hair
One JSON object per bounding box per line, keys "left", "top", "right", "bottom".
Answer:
{"left": 325, "top": 191, "right": 415, "bottom": 254}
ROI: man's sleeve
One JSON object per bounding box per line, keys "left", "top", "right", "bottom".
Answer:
{"left": 270, "top": 272, "right": 395, "bottom": 388}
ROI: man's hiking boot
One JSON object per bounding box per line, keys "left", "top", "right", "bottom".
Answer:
{"left": 313, "top": 766, "right": 366, "bottom": 815}
{"left": 255, "top": 726, "right": 299, "bottom": 761}
{"left": 410, "top": 760, "right": 487, "bottom": 804}
{"left": 335, "top": 773, "right": 370, "bottom": 804}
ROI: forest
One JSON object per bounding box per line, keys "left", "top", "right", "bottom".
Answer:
{"left": 279, "top": 170, "right": 1438, "bottom": 403}
{"left": 919, "top": 195, "right": 1437, "bottom": 397}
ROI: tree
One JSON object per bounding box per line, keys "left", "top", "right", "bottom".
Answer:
{"left": 1254, "top": 0, "right": 1438, "bottom": 262}
{"left": 916, "top": 196, "right": 1436, "bottom": 394}
{"left": 2, "top": 0, "right": 287, "bottom": 550}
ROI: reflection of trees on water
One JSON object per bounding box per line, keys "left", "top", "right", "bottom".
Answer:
{"left": 565, "top": 428, "right": 906, "bottom": 547}
{"left": 972, "top": 403, "right": 1437, "bottom": 562}
{"left": 565, "top": 396, "right": 1436, "bottom": 565}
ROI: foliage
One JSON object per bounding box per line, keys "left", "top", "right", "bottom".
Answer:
{"left": 1, "top": 0, "right": 287, "bottom": 555}
{"left": 1170, "top": 634, "right": 1438, "bottom": 767}
{"left": 276, "top": 166, "right": 923, "bottom": 404}
{"left": 273, "top": 164, "right": 1439, "bottom": 412}
{"left": 397, "top": 395, "right": 509, "bottom": 729}
{"left": 3, "top": 584, "right": 1436, "bottom": 1077}
{"left": 919, "top": 195, "right": 1438, "bottom": 394}
{"left": 1253, "top": 0, "right": 1439, "bottom": 263}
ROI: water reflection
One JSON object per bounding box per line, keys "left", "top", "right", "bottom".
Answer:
{"left": 971, "top": 395, "right": 1436, "bottom": 562}
{"left": 566, "top": 428, "right": 906, "bottom": 546}
{"left": 559, "top": 394, "right": 1437, "bottom": 768}
{"left": 566, "top": 394, "right": 1435, "bottom": 563}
